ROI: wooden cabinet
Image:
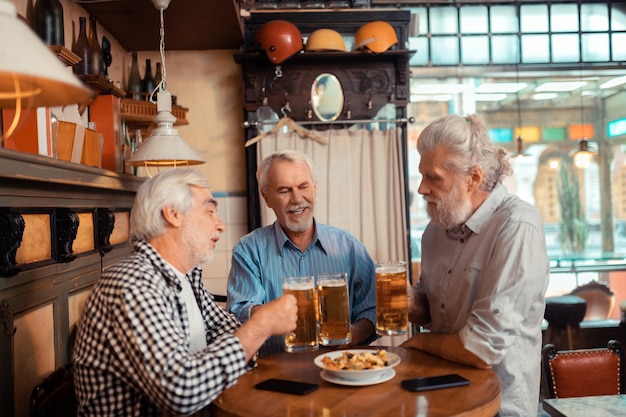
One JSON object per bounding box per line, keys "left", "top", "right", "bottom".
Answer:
{"left": 236, "top": 9, "right": 413, "bottom": 230}
{"left": 0, "top": 149, "right": 144, "bottom": 417}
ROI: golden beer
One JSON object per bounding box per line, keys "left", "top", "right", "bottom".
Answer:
{"left": 375, "top": 262, "right": 408, "bottom": 335}
{"left": 318, "top": 273, "right": 351, "bottom": 346}
{"left": 283, "top": 276, "right": 319, "bottom": 352}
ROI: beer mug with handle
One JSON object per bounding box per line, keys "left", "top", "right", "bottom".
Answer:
{"left": 318, "top": 272, "right": 351, "bottom": 346}
{"left": 283, "top": 276, "right": 319, "bottom": 352}
{"left": 375, "top": 261, "right": 409, "bottom": 335}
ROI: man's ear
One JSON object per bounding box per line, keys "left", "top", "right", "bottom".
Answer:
{"left": 261, "top": 192, "right": 272, "bottom": 209}
{"left": 162, "top": 206, "right": 182, "bottom": 227}
{"left": 468, "top": 166, "right": 483, "bottom": 191}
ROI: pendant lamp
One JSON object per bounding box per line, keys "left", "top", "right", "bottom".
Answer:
{"left": 571, "top": 75, "right": 595, "bottom": 170}
{"left": 510, "top": 65, "right": 529, "bottom": 159}
{"left": 0, "top": 0, "right": 91, "bottom": 138}
{"left": 128, "top": 0, "right": 204, "bottom": 173}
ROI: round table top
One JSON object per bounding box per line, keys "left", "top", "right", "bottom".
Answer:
{"left": 209, "top": 346, "right": 501, "bottom": 417}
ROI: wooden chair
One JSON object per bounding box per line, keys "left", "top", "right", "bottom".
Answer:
{"left": 30, "top": 363, "right": 77, "bottom": 417}
{"left": 542, "top": 340, "right": 624, "bottom": 399}
{"left": 570, "top": 280, "right": 616, "bottom": 321}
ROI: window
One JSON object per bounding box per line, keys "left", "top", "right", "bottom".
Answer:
{"left": 402, "top": 1, "right": 626, "bottom": 298}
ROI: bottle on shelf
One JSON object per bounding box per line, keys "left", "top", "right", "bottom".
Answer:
{"left": 141, "top": 59, "right": 156, "bottom": 101}
{"left": 154, "top": 62, "right": 163, "bottom": 91}
{"left": 126, "top": 52, "right": 142, "bottom": 100}
{"left": 32, "top": 0, "right": 65, "bottom": 46}
{"left": 88, "top": 16, "right": 103, "bottom": 75}
{"left": 72, "top": 16, "right": 91, "bottom": 75}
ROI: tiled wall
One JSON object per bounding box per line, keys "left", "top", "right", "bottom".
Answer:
{"left": 201, "top": 193, "right": 249, "bottom": 298}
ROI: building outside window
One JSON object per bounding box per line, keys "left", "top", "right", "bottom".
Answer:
{"left": 402, "top": 1, "right": 626, "bottom": 302}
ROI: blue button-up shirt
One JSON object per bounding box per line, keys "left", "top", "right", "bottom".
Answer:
{"left": 227, "top": 221, "right": 376, "bottom": 356}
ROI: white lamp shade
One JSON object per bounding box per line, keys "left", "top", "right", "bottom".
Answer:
{"left": 0, "top": 1, "right": 91, "bottom": 108}
{"left": 128, "top": 132, "right": 205, "bottom": 167}
{"left": 128, "top": 90, "right": 204, "bottom": 167}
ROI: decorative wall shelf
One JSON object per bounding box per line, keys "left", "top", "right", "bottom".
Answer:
{"left": 50, "top": 45, "right": 80, "bottom": 67}
{"left": 120, "top": 98, "right": 189, "bottom": 126}
{"left": 77, "top": 74, "right": 126, "bottom": 98}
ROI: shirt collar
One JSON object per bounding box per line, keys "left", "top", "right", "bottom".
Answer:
{"left": 464, "top": 183, "right": 507, "bottom": 235}
{"left": 133, "top": 239, "right": 202, "bottom": 292}
{"left": 272, "top": 219, "right": 328, "bottom": 255}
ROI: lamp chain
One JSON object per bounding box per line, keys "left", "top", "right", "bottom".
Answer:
{"left": 159, "top": 8, "right": 167, "bottom": 91}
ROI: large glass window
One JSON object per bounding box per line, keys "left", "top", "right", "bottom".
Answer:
{"left": 402, "top": 1, "right": 626, "bottom": 299}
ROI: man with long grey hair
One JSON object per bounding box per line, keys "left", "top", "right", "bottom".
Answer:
{"left": 73, "top": 169, "right": 297, "bottom": 416}
{"left": 403, "top": 114, "right": 550, "bottom": 416}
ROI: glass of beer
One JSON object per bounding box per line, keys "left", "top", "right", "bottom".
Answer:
{"left": 318, "top": 272, "right": 351, "bottom": 346}
{"left": 375, "top": 261, "right": 409, "bottom": 335}
{"left": 283, "top": 275, "right": 319, "bottom": 352}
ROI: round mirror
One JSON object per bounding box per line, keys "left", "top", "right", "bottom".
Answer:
{"left": 311, "top": 73, "right": 344, "bottom": 122}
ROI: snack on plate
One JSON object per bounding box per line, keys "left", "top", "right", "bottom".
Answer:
{"left": 321, "top": 349, "right": 390, "bottom": 371}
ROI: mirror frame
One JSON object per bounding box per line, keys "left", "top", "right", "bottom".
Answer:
{"left": 311, "top": 73, "right": 344, "bottom": 122}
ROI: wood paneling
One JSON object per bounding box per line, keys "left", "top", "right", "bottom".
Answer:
{"left": 0, "top": 149, "right": 142, "bottom": 416}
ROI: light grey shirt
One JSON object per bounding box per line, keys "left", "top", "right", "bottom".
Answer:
{"left": 419, "top": 184, "right": 550, "bottom": 417}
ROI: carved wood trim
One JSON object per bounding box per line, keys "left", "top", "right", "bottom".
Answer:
{"left": 97, "top": 208, "right": 116, "bottom": 256}
{"left": 235, "top": 51, "right": 412, "bottom": 122}
{"left": 0, "top": 210, "right": 25, "bottom": 278}
{"left": 52, "top": 209, "right": 79, "bottom": 264}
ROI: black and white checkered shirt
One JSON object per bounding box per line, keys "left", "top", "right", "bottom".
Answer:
{"left": 73, "top": 240, "right": 252, "bottom": 416}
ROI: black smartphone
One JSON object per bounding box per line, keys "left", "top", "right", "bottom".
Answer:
{"left": 401, "top": 374, "right": 470, "bottom": 392}
{"left": 254, "top": 378, "right": 320, "bottom": 395}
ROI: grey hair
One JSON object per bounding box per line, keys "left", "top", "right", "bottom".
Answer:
{"left": 416, "top": 114, "right": 512, "bottom": 192}
{"left": 130, "top": 168, "right": 212, "bottom": 242}
{"left": 256, "top": 149, "right": 317, "bottom": 196}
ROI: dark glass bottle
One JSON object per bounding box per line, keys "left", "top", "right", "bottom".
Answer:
{"left": 72, "top": 16, "right": 91, "bottom": 75}
{"left": 154, "top": 62, "right": 163, "bottom": 90}
{"left": 126, "top": 52, "right": 142, "bottom": 100}
{"left": 33, "top": 0, "right": 65, "bottom": 46}
{"left": 88, "top": 16, "right": 103, "bottom": 75}
{"left": 141, "top": 59, "right": 156, "bottom": 101}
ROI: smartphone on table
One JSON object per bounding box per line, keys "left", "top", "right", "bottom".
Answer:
{"left": 401, "top": 374, "right": 470, "bottom": 392}
{"left": 254, "top": 378, "right": 320, "bottom": 395}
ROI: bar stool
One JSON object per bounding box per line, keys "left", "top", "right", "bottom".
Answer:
{"left": 544, "top": 295, "right": 587, "bottom": 349}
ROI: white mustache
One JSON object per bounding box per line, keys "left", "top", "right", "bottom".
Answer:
{"left": 287, "top": 205, "right": 310, "bottom": 213}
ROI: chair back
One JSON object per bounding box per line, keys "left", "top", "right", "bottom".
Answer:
{"left": 570, "top": 280, "right": 616, "bottom": 320}
{"left": 542, "top": 340, "right": 624, "bottom": 398}
{"left": 30, "top": 363, "right": 77, "bottom": 417}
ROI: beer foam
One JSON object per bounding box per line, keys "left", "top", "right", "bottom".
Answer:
{"left": 283, "top": 281, "right": 316, "bottom": 290}
{"left": 320, "top": 279, "right": 346, "bottom": 287}
{"left": 376, "top": 266, "right": 406, "bottom": 274}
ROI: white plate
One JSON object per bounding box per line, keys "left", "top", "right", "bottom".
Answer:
{"left": 320, "top": 368, "right": 396, "bottom": 386}
{"left": 313, "top": 349, "right": 401, "bottom": 382}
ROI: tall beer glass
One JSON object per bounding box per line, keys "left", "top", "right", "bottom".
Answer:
{"left": 283, "top": 276, "right": 319, "bottom": 352}
{"left": 375, "top": 261, "right": 408, "bottom": 335}
{"left": 318, "top": 272, "right": 351, "bottom": 346}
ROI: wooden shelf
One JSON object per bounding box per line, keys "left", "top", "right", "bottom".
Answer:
{"left": 120, "top": 98, "right": 189, "bottom": 126}
{"left": 76, "top": 74, "right": 126, "bottom": 98}
{"left": 50, "top": 46, "right": 81, "bottom": 67}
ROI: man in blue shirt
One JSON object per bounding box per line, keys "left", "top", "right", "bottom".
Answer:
{"left": 227, "top": 149, "right": 377, "bottom": 356}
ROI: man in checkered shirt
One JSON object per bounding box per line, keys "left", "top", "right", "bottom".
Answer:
{"left": 73, "top": 169, "right": 298, "bottom": 416}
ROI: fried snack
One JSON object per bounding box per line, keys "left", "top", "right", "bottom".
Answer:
{"left": 321, "top": 350, "right": 390, "bottom": 371}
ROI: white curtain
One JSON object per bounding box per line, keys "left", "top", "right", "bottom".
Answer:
{"left": 256, "top": 127, "right": 408, "bottom": 263}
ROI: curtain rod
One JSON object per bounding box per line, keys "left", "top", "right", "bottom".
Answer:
{"left": 243, "top": 116, "right": 415, "bottom": 128}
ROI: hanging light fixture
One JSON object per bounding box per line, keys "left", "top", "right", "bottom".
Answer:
{"left": 510, "top": 64, "right": 530, "bottom": 158}
{"left": 128, "top": 0, "right": 204, "bottom": 172}
{"left": 0, "top": 0, "right": 91, "bottom": 139}
{"left": 571, "top": 73, "right": 595, "bottom": 170}
{"left": 573, "top": 138, "right": 594, "bottom": 169}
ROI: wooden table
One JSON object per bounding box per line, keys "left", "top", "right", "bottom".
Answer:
{"left": 543, "top": 395, "right": 626, "bottom": 417}
{"left": 209, "top": 346, "right": 501, "bottom": 417}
